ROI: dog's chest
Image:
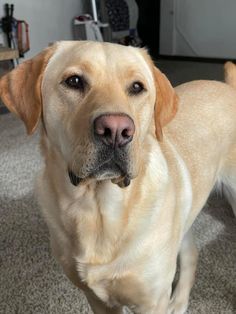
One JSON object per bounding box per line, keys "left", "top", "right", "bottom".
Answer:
{"left": 69, "top": 187, "right": 173, "bottom": 308}
{"left": 63, "top": 181, "right": 126, "bottom": 265}
{"left": 47, "top": 171, "right": 177, "bottom": 309}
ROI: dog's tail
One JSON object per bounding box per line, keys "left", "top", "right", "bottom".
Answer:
{"left": 224, "top": 61, "right": 236, "bottom": 89}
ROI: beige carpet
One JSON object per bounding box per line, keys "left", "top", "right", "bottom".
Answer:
{"left": 0, "top": 113, "right": 235, "bottom": 314}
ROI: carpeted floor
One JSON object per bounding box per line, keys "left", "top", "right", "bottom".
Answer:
{"left": 0, "top": 60, "right": 235, "bottom": 314}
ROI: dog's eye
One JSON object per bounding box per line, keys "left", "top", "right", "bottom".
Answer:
{"left": 129, "top": 81, "right": 145, "bottom": 95}
{"left": 64, "top": 75, "right": 86, "bottom": 91}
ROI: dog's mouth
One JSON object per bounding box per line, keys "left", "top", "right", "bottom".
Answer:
{"left": 68, "top": 155, "right": 131, "bottom": 188}
{"left": 68, "top": 169, "right": 131, "bottom": 188}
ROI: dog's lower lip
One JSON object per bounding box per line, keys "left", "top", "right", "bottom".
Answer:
{"left": 68, "top": 170, "right": 82, "bottom": 186}
{"left": 123, "top": 176, "right": 130, "bottom": 187}
{"left": 68, "top": 156, "right": 129, "bottom": 186}
{"left": 112, "top": 175, "right": 131, "bottom": 188}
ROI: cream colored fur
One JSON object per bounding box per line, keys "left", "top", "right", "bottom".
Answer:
{"left": 0, "top": 42, "right": 235, "bottom": 314}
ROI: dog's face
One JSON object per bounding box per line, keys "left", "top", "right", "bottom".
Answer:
{"left": 0, "top": 41, "right": 177, "bottom": 187}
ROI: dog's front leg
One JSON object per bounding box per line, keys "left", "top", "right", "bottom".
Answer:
{"left": 84, "top": 289, "right": 123, "bottom": 314}
{"left": 130, "top": 289, "right": 171, "bottom": 314}
{"left": 168, "top": 230, "right": 198, "bottom": 314}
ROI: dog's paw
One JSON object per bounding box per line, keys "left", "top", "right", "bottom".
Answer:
{"left": 167, "top": 295, "right": 188, "bottom": 314}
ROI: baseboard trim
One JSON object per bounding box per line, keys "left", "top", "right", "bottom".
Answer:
{"left": 155, "top": 54, "right": 236, "bottom": 64}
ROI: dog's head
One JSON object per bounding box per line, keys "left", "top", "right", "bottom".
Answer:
{"left": 0, "top": 41, "right": 177, "bottom": 187}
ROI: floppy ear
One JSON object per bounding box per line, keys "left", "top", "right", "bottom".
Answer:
{"left": 0, "top": 47, "right": 54, "bottom": 134}
{"left": 153, "top": 67, "right": 178, "bottom": 140}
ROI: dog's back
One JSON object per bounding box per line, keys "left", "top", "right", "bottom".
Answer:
{"left": 164, "top": 76, "right": 236, "bottom": 225}
{"left": 221, "top": 62, "right": 236, "bottom": 216}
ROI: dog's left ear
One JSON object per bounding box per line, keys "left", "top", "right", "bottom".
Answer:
{"left": 0, "top": 46, "right": 55, "bottom": 134}
{"left": 153, "top": 67, "right": 178, "bottom": 140}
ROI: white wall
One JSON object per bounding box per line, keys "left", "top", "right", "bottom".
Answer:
{"left": 0, "top": 0, "right": 88, "bottom": 58}
{"left": 160, "top": 0, "right": 236, "bottom": 59}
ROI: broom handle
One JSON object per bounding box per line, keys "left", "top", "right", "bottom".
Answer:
{"left": 91, "top": 0, "right": 98, "bottom": 22}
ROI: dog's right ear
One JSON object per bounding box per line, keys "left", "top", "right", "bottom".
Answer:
{"left": 153, "top": 67, "right": 178, "bottom": 141}
{"left": 0, "top": 46, "right": 55, "bottom": 134}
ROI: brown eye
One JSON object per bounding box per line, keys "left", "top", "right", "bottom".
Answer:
{"left": 129, "top": 81, "right": 145, "bottom": 95}
{"left": 65, "top": 75, "right": 86, "bottom": 91}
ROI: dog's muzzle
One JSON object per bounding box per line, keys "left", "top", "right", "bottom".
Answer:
{"left": 68, "top": 113, "right": 134, "bottom": 188}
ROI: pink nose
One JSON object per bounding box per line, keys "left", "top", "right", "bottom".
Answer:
{"left": 94, "top": 114, "right": 135, "bottom": 147}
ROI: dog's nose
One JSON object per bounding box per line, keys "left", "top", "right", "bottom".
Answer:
{"left": 94, "top": 114, "right": 135, "bottom": 147}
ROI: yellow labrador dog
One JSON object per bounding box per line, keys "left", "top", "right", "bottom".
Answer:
{"left": 0, "top": 41, "right": 236, "bottom": 314}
